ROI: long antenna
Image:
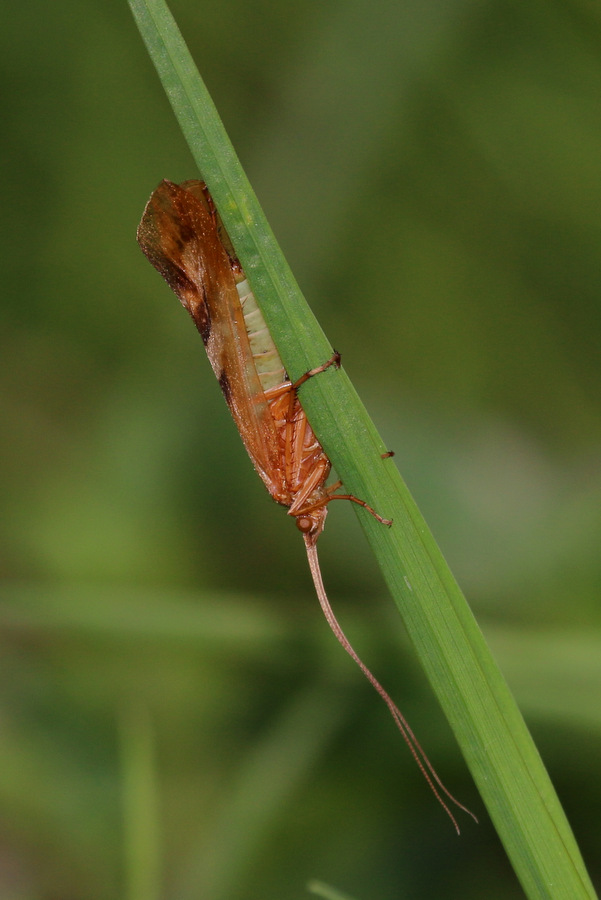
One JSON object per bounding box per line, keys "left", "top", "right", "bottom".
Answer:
{"left": 303, "top": 535, "right": 477, "bottom": 834}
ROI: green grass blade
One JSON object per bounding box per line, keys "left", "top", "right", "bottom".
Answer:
{"left": 128, "top": 2, "right": 597, "bottom": 897}
{"left": 128, "top": 0, "right": 332, "bottom": 380}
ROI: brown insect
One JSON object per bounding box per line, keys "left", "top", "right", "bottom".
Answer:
{"left": 137, "top": 180, "right": 475, "bottom": 832}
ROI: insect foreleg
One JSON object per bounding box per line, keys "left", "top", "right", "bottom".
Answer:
{"left": 291, "top": 351, "right": 341, "bottom": 392}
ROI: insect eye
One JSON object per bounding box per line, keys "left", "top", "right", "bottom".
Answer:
{"left": 296, "top": 516, "right": 313, "bottom": 534}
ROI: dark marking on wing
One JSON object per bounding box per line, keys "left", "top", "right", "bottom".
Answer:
{"left": 191, "top": 286, "right": 212, "bottom": 345}
{"left": 218, "top": 369, "right": 233, "bottom": 405}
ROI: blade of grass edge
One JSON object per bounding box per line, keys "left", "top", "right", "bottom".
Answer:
{"left": 128, "top": 2, "right": 597, "bottom": 897}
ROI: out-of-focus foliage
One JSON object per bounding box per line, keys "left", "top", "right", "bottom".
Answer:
{"left": 1, "top": 1, "right": 600, "bottom": 898}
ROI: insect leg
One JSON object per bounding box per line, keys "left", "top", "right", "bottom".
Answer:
{"left": 284, "top": 351, "right": 392, "bottom": 526}
{"left": 291, "top": 351, "right": 341, "bottom": 391}
{"left": 287, "top": 456, "right": 332, "bottom": 518}
{"left": 324, "top": 482, "right": 393, "bottom": 527}
{"left": 281, "top": 354, "right": 340, "bottom": 485}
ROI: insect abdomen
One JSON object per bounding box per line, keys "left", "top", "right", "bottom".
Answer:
{"left": 236, "top": 279, "right": 286, "bottom": 391}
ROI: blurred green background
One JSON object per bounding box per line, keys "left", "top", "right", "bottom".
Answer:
{"left": 2, "top": 0, "right": 601, "bottom": 897}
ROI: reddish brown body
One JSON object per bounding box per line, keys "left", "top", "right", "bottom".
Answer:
{"left": 137, "top": 179, "right": 337, "bottom": 543}
{"left": 137, "top": 180, "right": 474, "bottom": 833}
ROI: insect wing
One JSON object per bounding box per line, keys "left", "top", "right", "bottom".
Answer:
{"left": 178, "top": 180, "right": 239, "bottom": 264}
{"left": 137, "top": 180, "right": 283, "bottom": 494}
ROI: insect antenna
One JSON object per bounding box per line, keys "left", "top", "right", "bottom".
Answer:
{"left": 303, "top": 534, "right": 477, "bottom": 834}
